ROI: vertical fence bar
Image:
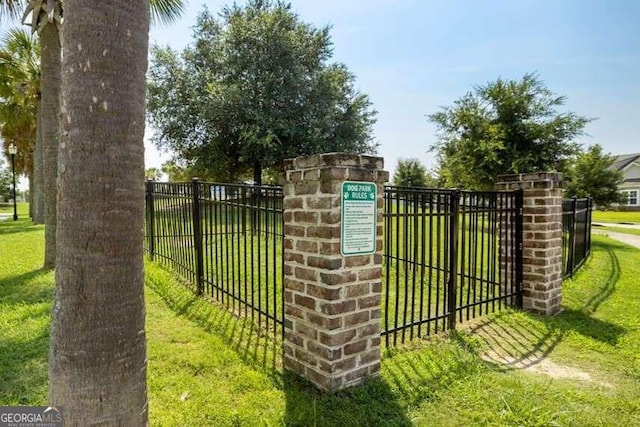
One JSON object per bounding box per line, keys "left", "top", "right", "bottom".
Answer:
{"left": 410, "top": 192, "right": 418, "bottom": 340}
{"left": 393, "top": 191, "right": 401, "bottom": 344}
{"left": 418, "top": 191, "right": 426, "bottom": 338}
{"left": 145, "top": 180, "right": 156, "bottom": 260}
{"left": 401, "top": 191, "right": 409, "bottom": 343}
{"left": 569, "top": 196, "right": 578, "bottom": 278}
{"left": 515, "top": 189, "right": 524, "bottom": 308}
{"left": 458, "top": 193, "right": 466, "bottom": 322}
{"left": 426, "top": 192, "right": 434, "bottom": 336}
{"left": 586, "top": 198, "right": 593, "bottom": 258}
{"left": 478, "top": 193, "right": 486, "bottom": 316}
{"left": 192, "top": 178, "right": 204, "bottom": 295}
{"left": 384, "top": 188, "right": 391, "bottom": 347}
{"left": 447, "top": 190, "right": 459, "bottom": 331}
{"left": 280, "top": 186, "right": 286, "bottom": 341}
{"left": 435, "top": 192, "right": 442, "bottom": 332}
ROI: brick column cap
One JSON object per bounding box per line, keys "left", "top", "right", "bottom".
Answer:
{"left": 284, "top": 152, "right": 384, "bottom": 172}
{"left": 496, "top": 172, "right": 563, "bottom": 190}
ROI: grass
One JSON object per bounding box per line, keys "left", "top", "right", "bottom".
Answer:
{"left": 0, "top": 215, "right": 50, "bottom": 405}
{"left": 0, "top": 201, "right": 29, "bottom": 216}
{"left": 1, "top": 214, "right": 640, "bottom": 425}
{"left": 592, "top": 210, "right": 640, "bottom": 224}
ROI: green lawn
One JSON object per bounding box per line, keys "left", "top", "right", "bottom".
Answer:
{"left": 1, "top": 216, "right": 639, "bottom": 425}
{"left": 592, "top": 210, "right": 640, "bottom": 224}
{"left": 0, "top": 201, "right": 29, "bottom": 216}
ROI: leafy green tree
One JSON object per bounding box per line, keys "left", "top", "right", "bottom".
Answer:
{"left": 564, "top": 144, "right": 624, "bottom": 208}
{"left": 145, "top": 167, "right": 162, "bottom": 181}
{"left": 147, "top": 0, "right": 377, "bottom": 185}
{"left": 0, "top": 28, "right": 39, "bottom": 176}
{"left": 429, "top": 73, "right": 590, "bottom": 189}
{"left": 160, "top": 159, "right": 201, "bottom": 182}
{"left": 0, "top": 0, "right": 185, "bottom": 266}
{"left": 0, "top": 158, "right": 11, "bottom": 201}
{"left": 392, "top": 158, "right": 436, "bottom": 187}
{"left": 0, "top": 28, "right": 40, "bottom": 218}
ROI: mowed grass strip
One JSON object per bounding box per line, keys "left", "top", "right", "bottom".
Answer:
{"left": 1, "top": 215, "right": 639, "bottom": 425}
{"left": 592, "top": 210, "right": 640, "bottom": 224}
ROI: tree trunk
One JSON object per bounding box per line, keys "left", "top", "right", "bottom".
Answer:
{"left": 33, "top": 100, "right": 44, "bottom": 224}
{"left": 253, "top": 160, "right": 262, "bottom": 186}
{"left": 50, "top": 1, "right": 150, "bottom": 425}
{"left": 40, "top": 23, "right": 61, "bottom": 267}
{"left": 28, "top": 172, "right": 33, "bottom": 218}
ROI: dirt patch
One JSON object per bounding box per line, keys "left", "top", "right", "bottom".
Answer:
{"left": 482, "top": 350, "right": 613, "bottom": 388}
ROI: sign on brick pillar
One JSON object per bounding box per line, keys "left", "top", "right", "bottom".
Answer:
{"left": 282, "top": 152, "right": 389, "bottom": 392}
{"left": 495, "top": 172, "right": 564, "bottom": 315}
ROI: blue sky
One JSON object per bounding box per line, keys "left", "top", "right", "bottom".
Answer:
{"left": 150, "top": 0, "right": 636, "bottom": 174}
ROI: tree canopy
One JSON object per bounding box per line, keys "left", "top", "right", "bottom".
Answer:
{"left": 392, "top": 158, "right": 436, "bottom": 187}
{"left": 147, "top": 0, "right": 377, "bottom": 184}
{"left": 429, "top": 73, "right": 590, "bottom": 190}
{"left": 0, "top": 27, "right": 39, "bottom": 177}
{"left": 0, "top": 158, "right": 12, "bottom": 201}
{"left": 564, "top": 144, "right": 624, "bottom": 208}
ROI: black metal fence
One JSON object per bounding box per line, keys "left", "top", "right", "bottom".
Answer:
{"left": 562, "top": 197, "right": 592, "bottom": 279}
{"left": 145, "top": 180, "right": 284, "bottom": 334}
{"left": 146, "top": 180, "right": 529, "bottom": 347}
{"left": 382, "top": 186, "right": 523, "bottom": 346}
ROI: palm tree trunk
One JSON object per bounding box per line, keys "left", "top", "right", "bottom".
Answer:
{"left": 33, "top": 100, "right": 44, "bottom": 224}
{"left": 40, "top": 23, "right": 61, "bottom": 267}
{"left": 28, "top": 171, "right": 33, "bottom": 217}
{"left": 50, "top": 1, "right": 150, "bottom": 424}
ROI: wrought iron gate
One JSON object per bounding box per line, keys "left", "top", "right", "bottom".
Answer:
{"left": 382, "top": 186, "right": 523, "bottom": 346}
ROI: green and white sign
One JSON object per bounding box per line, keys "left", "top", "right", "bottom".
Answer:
{"left": 341, "top": 181, "right": 377, "bottom": 256}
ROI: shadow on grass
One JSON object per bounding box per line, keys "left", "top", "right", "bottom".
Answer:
{"left": 581, "top": 243, "right": 620, "bottom": 313}
{"left": 381, "top": 338, "right": 485, "bottom": 410}
{"left": 145, "top": 262, "right": 282, "bottom": 381}
{"left": 591, "top": 237, "right": 638, "bottom": 253}
{"left": 146, "top": 261, "right": 411, "bottom": 425}
{"left": 466, "top": 309, "right": 625, "bottom": 372}
{"left": 466, "top": 237, "right": 627, "bottom": 371}
{"left": 0, "top": 219, "right": 42, "bottom": 236}
{"left": 283, "top": 371, "right": 411, "bottom": 426}
{"left": 0, "top": 269, "right": 53, "bottom": 305}
{"left": 0, "top": 309, "right": 50, "bottom": 405}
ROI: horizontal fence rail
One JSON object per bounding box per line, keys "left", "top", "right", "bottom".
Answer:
{"left": 562, "top": 197, "right": 592, "bottom": 279}
{"left": 145, "top": 180, "right": 284, "bottom": 336}
{"left": 382, "top": 186, "right": 523, "bottom": 346}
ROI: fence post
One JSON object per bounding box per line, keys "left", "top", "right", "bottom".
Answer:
{"left": 145, "top": 180, "right": 156, "bottom": 260}
{"left": 569, "top": 196, "right": 578, "bottom": 277}
{"left": 495, "top": 173, "right": 564, "bottom": 315}
{"left": 282, "top": 152, "right": 388, "bottom": 392}
{"left": 586, "top": 198, "right": 593, "bottom": 258}
{"left": 192, "top": 178, "right": 204, "bottom": 296}
{"left": 447, "top": 190, "right": 459, "bottom": 330}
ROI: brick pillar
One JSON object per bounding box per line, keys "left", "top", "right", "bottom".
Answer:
{"left": 495, "top": 172, "right": 564, "bottom": 315}
{"left": 282, "top": 152, "right": 389, "bottom": 391}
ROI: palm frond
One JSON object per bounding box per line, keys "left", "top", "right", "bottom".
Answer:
{"left": 0, "top": 0, "right": 26, "bottom": 21}
{"left": 150, "top": 0, "right": 185, "bottom": 26}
